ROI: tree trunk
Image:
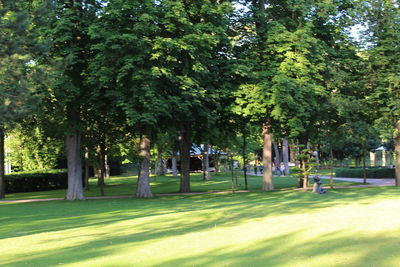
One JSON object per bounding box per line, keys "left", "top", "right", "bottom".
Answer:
{"left": 84, "top": 147, "right": 89, "bottom": 191}
{"left": 155, "top": 149, "right": 164, "bottom": 176}
{"left": 394, "top": 120, "right": 400, "bottom": 186}
{"left": 362, "top": 152, "right": 367, "bottom": 184}
{"left": 105, "top": 154, "right": 110, "bottom": 179}
{"left": 290, "top": 143, "right": 297, "bottom": 166}
{"left": 172, "top": 153, "right": 178, "bottom": 176}
{"left": 273, "top": 139, "right": 280, "bottom": 173}
{"left": 136, "top": 132, "right": 153, "bottom": 198}
{"left": 0, "top": 125, "right": 5, "bottom": 199}
{"left": 179, "top": 124, "right": 191, "bottom": 193}
{"left": 282, "top": 138, "right": 290, "bottom": 175}
{"left": 65, "top": 130, "right": 85, "bottom": 200}
{"left": 382, "top": 149, "right": 386, "bottom": 167}
{"left": 329, "top": 146, "right": 334, "bottom": 189}
{"left": 215, "top": 151, "right": 221, "bottom": 173}
{"left": 96, "top": 144, "right": 106, "bottom": 196}
{"left": 242, "top": 128, "right": 248, "bottom": 190}
{"left": 262, "top": 122, "right": 274, "bottom": 191}
{"left": 202, "top": 143, "right": 211, "bottom": 181}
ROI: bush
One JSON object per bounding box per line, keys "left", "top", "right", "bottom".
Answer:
{"left": 335, "top": 167, "right": 395, "bottom": 178}
{"left": 5, "top": 169, "right": 68, "bottom": 193}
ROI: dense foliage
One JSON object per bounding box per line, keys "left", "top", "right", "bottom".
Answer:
{"left": 1, "top": 0, "right": 399, "bottom": 199}
{"left": 335, "top": 167, "right": 395, "bottom": 179}
{"left": 5, "top": 169, "right": 67, "bottom": 193}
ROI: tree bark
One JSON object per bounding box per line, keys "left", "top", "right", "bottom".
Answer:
{"left": 329, "top": 146, "right": 334, "bottom": 189}
{"left": 155, "top": 149, "right": 164, "bottom": 176}
{"left": 290, "top": 143, "right": 297, "bottom": 166}
{"left": 0, "top": 125, "right": 5, "bottom": 199}
{"left": 215, "top": 151, "right": 221, "bottom": 173}
{"left": 262, "top": 122, "right": 274, "bottom": 191}
{"left": 65, "top": 129, "right": 85, "bottom": 200}
{"left": 136, "top": 132, "right": 153, "bottom": 198}
{"left": 172, "top": 153, "right": 178, "bottom": 176}
{"left": 202, "top": 143, "right": 211, "bottom": 181}
{"left": 382, "top": 149, "right": 386, "bottom": 167}
{"left": 273, "top": 139, "right": 281, "bottom": 172}
{"left": 362, "top": 152, "right": 367, "bottom": 184}
{"left": 84, "top": 147, "right": 89, "bottom": 191}
{"left": 105, "top": 154, "right": 110, "bottom": 179}
{"left": 242, "top": 128, "right": 248, "bottom": 190}
{"left": 179, "top": 124, "right": 191, "bottom": 193}
{"left": 282, "top": 138, "right": 290, "bottom": 175}
{"left": 394, "top": 120, "right": 400, "bottom": 186}
{"left": 96, "top": 144, "right": 106, "bottom": 196}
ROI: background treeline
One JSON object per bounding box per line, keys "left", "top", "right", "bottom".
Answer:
{"left": 0, "top": 0, "right": 399, "bottom": 199}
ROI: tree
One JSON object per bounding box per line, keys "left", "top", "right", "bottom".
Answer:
{"left": 362, "top": 0, "right": 400, "bottom": 185}
{"left": 149, "top": 0, "right": 233, "bottom": 193}
{"left": 0, "top": 0, "right": 46, "bottom": 198}
{"left": 41, "top": 0, "right": 102, "bottom": 200}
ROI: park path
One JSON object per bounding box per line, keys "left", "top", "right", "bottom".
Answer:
{"left": 246, "top": 171, "right": 395, "bottom": 186}
{"left": 0, "top": 174, "right": 395, "bottom": 204}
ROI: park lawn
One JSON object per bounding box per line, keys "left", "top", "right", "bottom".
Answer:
{"left": 1, "top": 187, "right": 400, "bottom": 266}
{"left": 3, "top": 172, "right": 358, "bottom": 200}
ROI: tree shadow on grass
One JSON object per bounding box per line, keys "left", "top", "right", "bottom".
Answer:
{"left": 156, "top": 230, "right": 400, "bottom": 267}
{"left": 3, "top": 226, "right": 400, "bottom": 266}
{"left": 1, "top": 187, "right": 399, "bottom": 240}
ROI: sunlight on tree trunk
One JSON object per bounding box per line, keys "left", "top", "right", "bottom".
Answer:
{"left": 262, "top": 123, "right": 274, "bottom": 191}
{"left": 172, "top": 153, "right": 178, "bottom": 177}
{"left": 84, "top": 147, "right": 89, "bottom": 191}
{"left": 136, "top": 133, "right": 153, "bottom": 198}
{"left": 65, "top": 130, "right": 85, "bottom": 200}
{"left": 202, "top": 143, "right": 211, "bottom": 181}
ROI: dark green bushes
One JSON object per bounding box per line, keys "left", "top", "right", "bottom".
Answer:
{"left": 335, "top": 167, "right": 395, "bottom": 178}
{"left": 5, "top": 169, "right": 67, "bottom": 193}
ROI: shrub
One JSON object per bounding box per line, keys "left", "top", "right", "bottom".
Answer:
{"left": 5, "top": 169, "right": 68, "bottom": 193}
{"left": 335, "top": 167, "right": 395, "bottom": 178}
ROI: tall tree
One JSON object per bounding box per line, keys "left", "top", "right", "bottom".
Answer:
{"left": 362, "top": 0, "right": 400, "bottom": 185}
{"left": 151, "top": 0, "right": 233, "bottom": 192}
{"left": 0, "top": 0, "right": 46, "bottom": 198}
{"left": 42, "top": 0, "right": 101, "bottom": 200}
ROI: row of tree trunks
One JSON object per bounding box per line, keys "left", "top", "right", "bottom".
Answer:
{"left": 136, "top": 131, "right": 153, "bottom": 198}
{"left": 0, "top": 125, "right": 5, "bottom": 199}
{"left": 179, "top": 124, "right": 191, "bottom": 193}
{"left": 395, "top": 120, "right": 400, "bottom": 186}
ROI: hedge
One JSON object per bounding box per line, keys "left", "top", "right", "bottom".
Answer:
{"left": 335, "top": 167, "right": 395, "bottom": 178}
{"left": 5, "top": 169, "right": 68, "bottom": 193}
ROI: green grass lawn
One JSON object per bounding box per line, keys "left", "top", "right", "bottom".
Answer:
{"left": 1, "top": 186, "right": 400, "bottom": 266}
{"left": 4, "top": 171, "right": 358, "bottom": 201}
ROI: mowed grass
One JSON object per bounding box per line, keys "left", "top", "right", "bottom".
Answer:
{"left": 1, "top": 187, "right": 400, "bottom": 266}
{"left": 4, "top": 171, "right": 357, "bottom": 200}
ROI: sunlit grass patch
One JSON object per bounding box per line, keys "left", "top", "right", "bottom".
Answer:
{"left": 1, "top": 187, "right": 400, "bottom": 266}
